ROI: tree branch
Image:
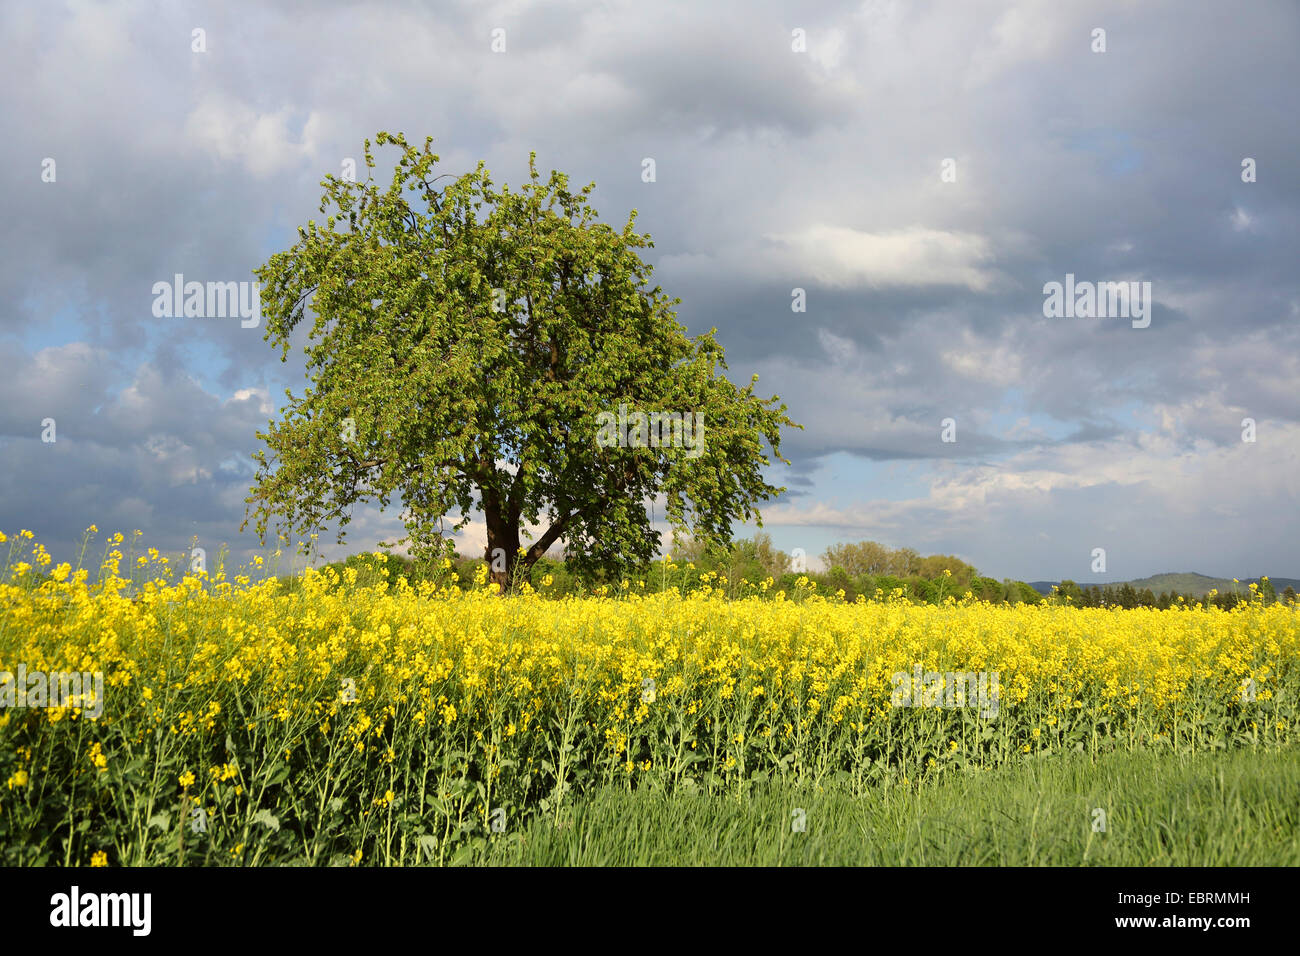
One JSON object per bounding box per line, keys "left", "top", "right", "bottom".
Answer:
{"left": 525, "top": 512, "right": 574, "bottom": 564}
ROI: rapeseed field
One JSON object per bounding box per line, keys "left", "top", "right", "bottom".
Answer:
{"left": 1, "top": 530, "right": 1294, "bottom": 865}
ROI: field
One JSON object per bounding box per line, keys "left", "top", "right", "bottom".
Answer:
{"left": 1, "top": 533, "right": 1297, "bottom": 866}
{"left": 481, "top": 748, "right": 1300, "bottom": 866}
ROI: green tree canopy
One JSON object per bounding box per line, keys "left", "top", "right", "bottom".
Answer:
{"left": 821, "top": 540, "right": 969, "bottom": 580}
{"left": 243, "top": 133, "right": 798, "bottom": 588}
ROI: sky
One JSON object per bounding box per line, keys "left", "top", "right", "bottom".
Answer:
{"left": 2, "top": 0, "right": 1297, "bottom": 582}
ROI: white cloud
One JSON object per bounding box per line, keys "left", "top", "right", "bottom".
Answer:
{"left": 807, "top": 26, "right": 847, "bottom": 71}
{"left": 763, "top": 224, "right": 1002, "bottom": 291}
{"left": 965, "top": 2, "right": 1071, "bottom": 87}
{"left": 229, "top": 387, "right": 273, "bottom": 417}
{"left": 184, "top": 92, "right": 326, "bottom": 178}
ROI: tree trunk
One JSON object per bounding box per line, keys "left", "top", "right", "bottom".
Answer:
{"left": 481, "top": 480, "right": 571, "bottom": 595}
{"left": 481, "top": 485, "right": 518, "bottom": 594}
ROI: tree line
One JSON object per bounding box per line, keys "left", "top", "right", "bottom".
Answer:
{"left": 310, "top": 534, "right": 1045, "bottom": 605}
{"left": 1050, "top": 579, "right": 1295, "bottom": 609}
{"left": 313, "top": 538, "right": 1297, "bottom": 609}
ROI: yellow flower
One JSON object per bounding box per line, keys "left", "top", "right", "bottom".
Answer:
{"left": 90, "top": 851, "right": 108, "bottom": 867}
{"left": 1, "top": 528, "right": 1295, "bottom": 847}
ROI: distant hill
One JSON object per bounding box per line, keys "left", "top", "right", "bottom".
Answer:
{"left": 1029, "top": 574, "right": 1300, "bottom": 598}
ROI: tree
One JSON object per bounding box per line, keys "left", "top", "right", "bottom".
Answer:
{"left": 732, "top": 531, "right": 790, "bottom": 579}
{"left": 1053, "top": 579, "right": 1084, "bottom": 604}
{"left": 886, "top": 547, "right": 921, "bottom": 577}
{"left": 1013, "top": 581, "right": 1043, "bottom": 605}
{"left": 914, "top": 554, "right": 977, "bottom": 587}
{"left": 820, "top": 541, "right": 930, "bottom": 577}
{"left": 821, "top": 541, "right": 891, "bottom": 577}
{"left": 243, "top": 133, "right": 799, "bottom": 590}
{"left": 668, "top": 533, "right": 712, "bottom": 566}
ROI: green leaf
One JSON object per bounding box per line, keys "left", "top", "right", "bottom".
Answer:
{"left": 252, "top": 809, "right": 281, "bottom": 831}
{"left": 450, "top": 843, "right": 478, "bottom": 867}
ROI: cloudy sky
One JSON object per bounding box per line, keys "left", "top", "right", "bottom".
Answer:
{"left": 3, "top": 0, "right": 1297, "bottom": 582}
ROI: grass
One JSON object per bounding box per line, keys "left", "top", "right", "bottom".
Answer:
{"left": 475, "top": 747, "right": 1300, "bottom": 866}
